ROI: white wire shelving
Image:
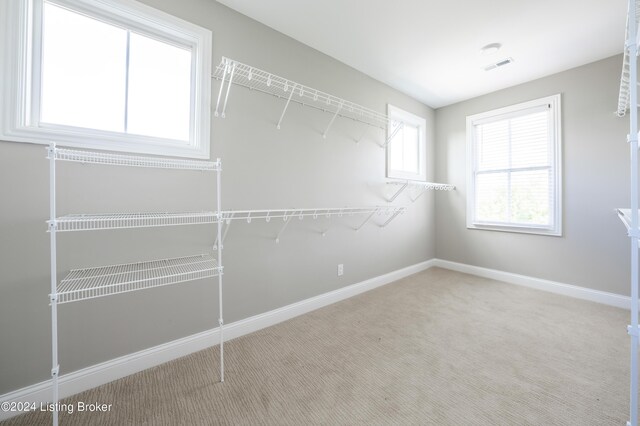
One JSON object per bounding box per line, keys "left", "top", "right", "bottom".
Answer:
{"left": 386, "top": 180, "right": 455, "bottom": 203}
{"left": 49, "top": 147, "right": 219, "bottom": 171}
{"left": 50, "top": 212, "right": 219, "bottom": 232}
{"left": 212, "top": 57, "right": 395, "bottom": 138}
{"left": 46, "top": 143, "right": 225, "bottom": 426}
{"left": 617, "top": 1, "right": 640, "bottom": 424}
{"left": 56, "top": 255, "right": 220, "bottom": 304}
{"left": 214, "top": 206, "right": 406, "bottom": 247}
{"left": 617, "top": 0, "right": 640, "bottom": 117}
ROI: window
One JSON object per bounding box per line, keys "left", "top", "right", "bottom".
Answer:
{"left": 0, "top": 0, "right": 212, "bottom": 158}
{"left": 386, "top": 105, "right": 426, "bottom": 181}
{"left": 466, "top": 94, "right": 562, "bottom": 235}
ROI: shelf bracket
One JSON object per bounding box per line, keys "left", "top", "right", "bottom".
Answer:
{"left": 214, "top": 213, "right": 234, "bottom": 250}
{"left": 220, "top": 61, "right": 236, "bottom": 118}
{"left": 382, "top": 121, "right": 404, "bottom": 149}
{"left": 277, "top": 83, "right": 297, "bottom": 129}
{"left": 323, "top": 101, "right": 343, "bottom": 139}
{"left": 275, "top": 213, "right": 291, "bottom": 244}
{"left": 214, "top": 59, "right": 230, "bottom": 117}
{"left": 387, "top": 181, "right": 409, "bottom": 202}
{"left": 380, "top": 209, "right": 403, "bottom": 228}
{"left": 355, "top": 209, "right": 378, "bottom": 231}
{"left": 409, "top": 187, "right": 429, "bottom": 203}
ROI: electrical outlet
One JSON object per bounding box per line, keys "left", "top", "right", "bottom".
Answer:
{"left": 337, "top": 264, "right": 344, "bottom": 276}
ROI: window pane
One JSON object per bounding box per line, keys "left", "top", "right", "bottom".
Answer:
{"left": 511, "top": 111, "right": 549, "bottom": 168}
{"left": 127, "top": 33, "right": 191, "bottom": 141}
{"left": 510, "top": 169, "right": 551, "bottom": 225}
{"left": 389, "top": 126, "right": 404, "bottom": 171}
{"left": 41, "top": 2, "right": 127, "bottom": 132}
{"left": 476, "top": 120, "right": 508, "bottom": 171}
{"left": 402, "top": 124, "right": 419, "bottom": 173}
{"left": 476, "top": 173, "right": 508, "bottom": 223}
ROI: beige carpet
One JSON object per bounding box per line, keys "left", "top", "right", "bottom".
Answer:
{"left": 3, "top": 267, "right": 631, "bottom": 425}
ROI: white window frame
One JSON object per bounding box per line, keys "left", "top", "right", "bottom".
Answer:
{"left": 0, "top": 0, "right": 212, "bottom": 158}
{"left": 386, "top": 104, "right": 427, "bottom": 181}
{"left": 466, "top": 94, "right": 562, "bottom": 236}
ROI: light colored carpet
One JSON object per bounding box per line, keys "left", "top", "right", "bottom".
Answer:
{"left": 4, "top": 267, "right": 631, "bottom": 425}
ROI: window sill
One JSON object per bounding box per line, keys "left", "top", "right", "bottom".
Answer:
{"left": 467, "top": 223, "right": 562, "bottom": 237}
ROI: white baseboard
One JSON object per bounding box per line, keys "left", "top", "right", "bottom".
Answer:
{"left": 432, "top": 258, "right": 631, "bottom": 309}
{"left": 0, "top": 259, "right": 434, "bottom": 420}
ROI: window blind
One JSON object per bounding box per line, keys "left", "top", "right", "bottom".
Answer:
{"left": 473, "top": 106, "right": 553, "bottom": 228}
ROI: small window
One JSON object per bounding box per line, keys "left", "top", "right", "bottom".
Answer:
{"left": 386, "top": 105, "right": 426, "bottom": 181}
{"left": 0, "top": 0, "right": 212, "bottom": 158}
{"left": 466, "top": 94, "right": 562, "bottom": 235}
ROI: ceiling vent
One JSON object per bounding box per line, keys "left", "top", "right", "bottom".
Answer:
{"left": 484, "top": 57, "right": 514, "bottom": 71}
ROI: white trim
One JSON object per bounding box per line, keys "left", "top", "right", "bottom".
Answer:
{"left": 0, "top": 259, "right": 434, "bottom": 420}
{"left": 0, "top": 0, "right": 212, "bottom": 159}
{"left": 466, "top": 94, "right": 562, "bottom": 236}
{"left": 432, "top": 258, "right": 632, "bottom": 309}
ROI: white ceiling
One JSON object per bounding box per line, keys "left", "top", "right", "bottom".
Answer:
{"left": 216, "top": 0, "right": 626, "bottom": 108}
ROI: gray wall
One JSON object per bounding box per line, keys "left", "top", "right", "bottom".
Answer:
{"left": 0, "top": 0, "right": 435, "bottom": 394}
{"left": 435, "top": 55, "right": 629, "bottom": 296}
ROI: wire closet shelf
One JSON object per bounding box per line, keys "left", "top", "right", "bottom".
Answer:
{"left": 50, "top": 212, "right": 219, "bottom": 232}
{"left": 617, "top": 0, "right": 640, "bottom": 117}
{"left": 55, "top": 255, "right": 221, "bottom": 304}
{"left": 214, "top": 206, "right": 407, "bottom": 247}
{"left": 48, "top": 147, "right": 219, "bottom": 171}
{"left": 212, "top": 56, "right": 392, "bottom": 130}
{"left": 386, "top": 180, "right": 456, "bottom": 202}
{"left": 46, "top": 143, "right": 226, "bottom": 426}
{"left": 220, "top": 206, "right": 406, "bottom": 222}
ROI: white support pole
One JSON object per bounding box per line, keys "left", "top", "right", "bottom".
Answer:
{"left": 220, "top": 62, "right": 236, "bottom": 119}
{"left": 629, "top": 0, "right": 638, "bottom": 424}
{"left": 323, "top": 102, "right": 343, "bottom": 139}
{"left": 48, "top": 143, "right": 59, "bottom": 426}
{"left": 216, "top": 159, "right": 224, "bottom": 382}
{"left": 388, "top": 181, "right": 409, "bottom": 202}
{"left": 276, "top": 83, "right": 296, "bottom": 130}
{"left": 214, "top": 60, "right": 229, "bottom": 117}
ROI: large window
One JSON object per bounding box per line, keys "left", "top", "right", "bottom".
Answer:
{"left": 386, "top": 105, "right": 427, "bottom": 181}
{"left": 0, "top": 0, "right": 212, "bottom": 158}
{"left": 466, "top": 94, "right": 562, "bottom": 235}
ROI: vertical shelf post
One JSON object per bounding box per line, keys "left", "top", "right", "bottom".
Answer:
{"left": 628, "top": 1, "right": 639, "bottom": 424}
{"left": 216, "top": 159, "right": 224, "bottom": 382}
{"left": 48, "top": 143, "right": 59, "bottom": 426}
